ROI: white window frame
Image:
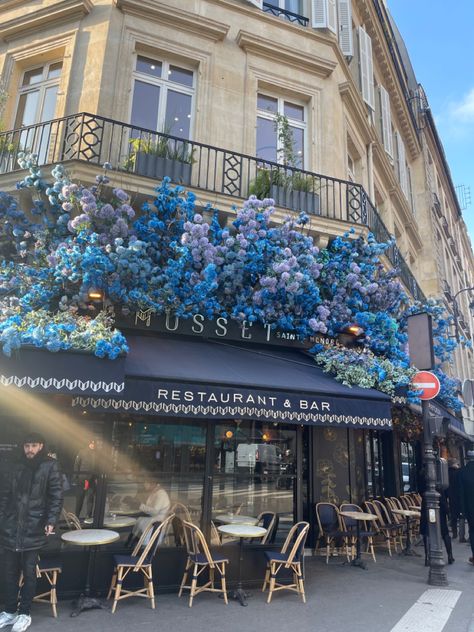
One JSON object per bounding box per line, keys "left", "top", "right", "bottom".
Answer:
{"left": 130, "top": 55, "right": 195, "bottom": 139}
{"left": 395, "top": 130, "right": 409, "bottom": 199}
{"left": 378, "top": 85, "right": 393, "bottom": 158}
{"left": 15, "top": 60, "right": 62, "bottom": 127}
{"left": 256, "top": 93, "right": 308, "bottom": 168}
{"left": 358, "top": 25, "right": 375, "bottom": 111}
{"left": 267, "top": 0, "right": 304, "bottom": 12}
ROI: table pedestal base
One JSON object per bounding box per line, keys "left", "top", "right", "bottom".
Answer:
{"left": 228, "top": 587, "right": 250, "bottom": 607}
{"left": 70, "top": 595, "right": 110, "bottom": 617}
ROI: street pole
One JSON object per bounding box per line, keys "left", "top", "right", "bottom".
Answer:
{"left": 422, "top": 400, "right": 448, "bottom": 586}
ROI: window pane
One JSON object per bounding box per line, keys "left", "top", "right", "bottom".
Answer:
{"left": 284, "top": 101, "right": 304, "bottom": 121}
{"left": 290, "top": 125, "right": 304, "bottom": 167}
{"left": 130, "top": 80, "right": 160, "bottom": 130}
{"left": 22, "top": 67, "right": 44, "bottom": 87}
{"left": 105, "top": 419, "right": 207, "bottom": 547}
{"left": 14, "top": 91, "right": 40, "bottom": 127}
{"left": 256, "top": 116, "right": 277, "bottom": 162}
{"left": 257, "top": 94, "right": 278, "bottom": 113}
{"left": 285, "top": 0, "right": 302, "bottom": 13}
{"left": 48, "top": 62, "right": 63, "bottom": 80}
{"left": 165, "top": 90, "right": 192, "bottom": 138}
{"left": 136, "top": 56, "right": 162, "bottom": 78}
{"left": 168, "top": 65, "right": 193, "bottom": 88}
{"left": 212, "top": 421, "right": 297, "bottom": 544}
{"left": 41, "top": 85, "right": 58, "bottom": 122}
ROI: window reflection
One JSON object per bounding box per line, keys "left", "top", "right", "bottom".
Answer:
{"left": 212, "top": 420, "right": 297, "bottom": 543}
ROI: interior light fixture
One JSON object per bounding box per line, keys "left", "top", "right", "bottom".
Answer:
{"left": 225, "top": 430, "right": 234, "bottom": 439}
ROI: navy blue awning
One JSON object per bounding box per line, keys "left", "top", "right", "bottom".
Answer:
{"left": 428, "top": 400, "right": 471, "bottom": 442}
{"left": 0, "top": 347, "right": 125, "bottom": 396}
{"left": 72, "top": 336, "right": 392, "bottom": 430}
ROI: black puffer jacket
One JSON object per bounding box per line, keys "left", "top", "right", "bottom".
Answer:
{"left": 0, "top": 450, "right": 63, "bottom": 551}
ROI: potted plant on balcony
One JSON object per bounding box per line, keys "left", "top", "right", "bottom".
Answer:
{"left": 249, "top": 113, "right": 320, "bottom": 214}
{"left": 126, "top": 133, "right": 194, "bottom": 185}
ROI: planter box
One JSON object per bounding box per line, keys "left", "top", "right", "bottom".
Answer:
{"left": 135, "top": 152, "right": 192, "bottom": 185}
{"left": 270, "top": 185, "right": 320, "bottom": 215}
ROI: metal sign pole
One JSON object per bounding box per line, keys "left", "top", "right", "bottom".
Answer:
{"left": 422, "top": 400, "right": 448, "bottom": 585}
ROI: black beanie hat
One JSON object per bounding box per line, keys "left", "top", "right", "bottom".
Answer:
{"left": 23, "top": 431, "right": 45, "bottom": 445}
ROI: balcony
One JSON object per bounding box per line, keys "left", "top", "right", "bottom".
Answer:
{"left": 262, "top": 2, "right": 309, "bottom": 26}
{"left": 0, "top": 112, "right": 425, "bottom": 301}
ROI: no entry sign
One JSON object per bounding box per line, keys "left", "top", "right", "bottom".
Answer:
{"left": 412, "top": 371, "right": 441, "bottom": 400}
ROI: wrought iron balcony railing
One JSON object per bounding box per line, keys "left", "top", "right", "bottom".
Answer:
{"left": 262, "top": 2, "right": 309, "bottom": 26}
{"left": 0, "top": 112, "right": 425, "bottom": 301}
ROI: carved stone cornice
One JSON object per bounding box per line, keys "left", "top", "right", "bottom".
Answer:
{"left": 115, "top": 0, "right": 229, "bottom": 42}
{"left": 0, "top": 0, "right": 93, "bottom": 41}
{"left": 237, "top": 30, "right": 336, "bottom": 78}
{"left": 355, "top": 0, "right": 420, "bottom": 160}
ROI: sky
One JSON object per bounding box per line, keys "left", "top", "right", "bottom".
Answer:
{"left": 387, "top": 0, "right": 474, "bottom": 243}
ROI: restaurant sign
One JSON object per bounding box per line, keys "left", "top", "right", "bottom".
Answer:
{"left": 72, "top": 380, "right": 392, "bottom": 430}
{"left": 116, "top": 309, "right": 348, "bottom": 350}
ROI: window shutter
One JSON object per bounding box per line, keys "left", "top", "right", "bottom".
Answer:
{"left": 243, "top": 0, "right": 263, "bottom": 7}
{"left": 312, "top": 0, "right": 336, "bottom": 33}
{"left": 379, "top": 85, "right": 393, "bottom": 157}
{"left": 358, "top": 26, "right": 375, "bottom": 110}
{"left": 337, "top": 0, "right": 353, "bottom": 57}
{"left": 328, "top": 0, "right": 337, "bottom": 33}
{"left": 395, "top": 131, "right": 409, "bottom": 198}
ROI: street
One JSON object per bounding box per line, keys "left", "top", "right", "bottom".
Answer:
{"left": 25, "top": 539, "right": 474, "bottom": 632}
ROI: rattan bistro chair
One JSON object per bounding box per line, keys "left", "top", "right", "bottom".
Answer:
{"left": 314, "top": 502, "right": 352, "bottom": 563}
{"left": 108, "top": 513, "right": 174, "bottom": 613}
{"left": 20, "top": 558, "right": 62, "bottom": 618}
{"left": 179, "top": 520, "right": 229, "bottom": 607}
{"left": 256, "top": 512, "right": 278, "bottom": 544}
{"left": 262, "top": 521, "right": 309, "bottom": 604}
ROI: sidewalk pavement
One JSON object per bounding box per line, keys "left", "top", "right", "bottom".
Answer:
{"left": 16, "top": 539, "right": 474, "bottom": 632}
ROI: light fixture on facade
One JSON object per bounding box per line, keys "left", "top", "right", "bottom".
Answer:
{"left": 338, "top": 324, "right": 365, "bottom": 348}
{"left": 87, "top": 287, "right": 104, "bottom": 302}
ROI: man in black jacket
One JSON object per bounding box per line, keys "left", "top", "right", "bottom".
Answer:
{"left": 460, "top": 450, "right": 474, "bottom": 565}
{"left": 0, "top": 432, "right": 63, "bottom": 632}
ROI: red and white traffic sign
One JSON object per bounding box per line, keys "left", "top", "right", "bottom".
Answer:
{"left": 412, "top": 371, "right": 441, "bottom": 400}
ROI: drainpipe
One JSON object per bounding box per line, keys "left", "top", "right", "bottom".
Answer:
{"left": 367, "top": 141, "right": 375, "bottom": 202}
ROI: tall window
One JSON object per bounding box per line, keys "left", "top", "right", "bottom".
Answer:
{"left": 266, "top": 0, "right": 303, "bottom": 14}
{"left": 14, "top": 61, "right": 62, "bottom": 128}
{"left": 130, "top": 55, "right": 194, "bottom": 138}
{"left": 256, "top": 93, "right": 306, "bottom": 168}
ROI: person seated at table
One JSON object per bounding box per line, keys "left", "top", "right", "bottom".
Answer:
{"left": 127, "top": 477, "right": 170, "bottom": 547}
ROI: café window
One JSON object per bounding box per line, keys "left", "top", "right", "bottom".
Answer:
{"left": 400, "top": 441, "right": 417, "bottom": 493}
{"left": 365, "top": 430, "right": 383, "bottom": 498}
{"left": 212, "top": 420, "right": 297, "bottom": 543}
{"left": 130, "top": 55, "right": 194, "bottom": 138}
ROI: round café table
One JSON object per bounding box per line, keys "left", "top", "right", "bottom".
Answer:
{"left": 61, "top": 529, "right": 120, "bottom": 616}
{"left": 339, "top": 511, "right": 378, "bottom": 570}
{"left": 213, "top": 514, "right": 258, "bottom": 526}
{"left": 103, "top": 515, "right": 137, "bottom": 529}
{"left": 217, "top": 524, "right": 267, "bottom": 606}
{"left": 391, "top": 508, "right": 421, "bottom": 556}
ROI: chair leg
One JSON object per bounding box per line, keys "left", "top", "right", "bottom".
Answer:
{"left": 147, "top": 569, "right": 155, "bottom": 609}
{"left": 51, "top": 571, "right": 58, "bottom": 618}
{"left": 296, "top": 565, "right": 305, "bottom": 604}
{"left": 370, "top": 538, "right": 376, "bottom": 562}
{"left": 267, "top": 564, "right": 276, "bottom": 604}
{"left": 326, "top": 538, "right": 330, "bottom": 564}
{"left": 262, "top": 566, "right": 270, "bottom": 592}
{"left": 107, "top": 570, "right": 117, "bottom": 600}
{"left": 178, "top": 560, "right": 191, "bottom": 598}
{"left": 189, "top": 564, "right": 198, "bottom": 608}
{"left": 111, "top": 567, "right": 123, "bottom": 614}
{"left": 220, "top": 564, "right": 228, "bottom": 605}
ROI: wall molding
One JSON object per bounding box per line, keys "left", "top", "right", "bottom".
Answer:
{"left": 0, "top": 0, "right": 92, "bottom": 41}
{"left": 115, "top": 0, "right": 229, "bottom": 42}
